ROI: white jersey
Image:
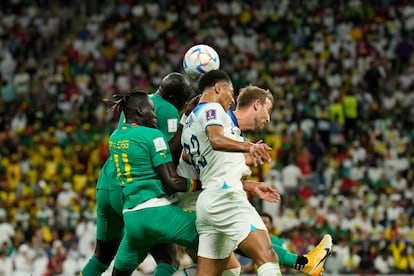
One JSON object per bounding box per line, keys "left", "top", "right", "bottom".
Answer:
{"left": 176, "top": 109, "right": 245, "bottom": 210}
{"left": 181, "top": 102, "right": 251, "bottom": 191}
{"left": 173, "top": 155, "right": 201, "bottom": 211}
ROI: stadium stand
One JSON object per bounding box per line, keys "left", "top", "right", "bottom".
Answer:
{"left": 0, "top": 0, "right": 413, "bottom": 275}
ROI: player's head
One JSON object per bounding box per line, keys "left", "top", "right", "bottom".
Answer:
{"left": 159, "top": 72, "right": 193, "bottom": 111}
{"left": 105, "top": 91, "right": 157, "bottom": 128}
{"left": 259, "top": 212, "right": 274, "bottom": 234}
{"left": 198, "top": 69, "right": 234, "bottom": 111}
{"left": 236, "top": 85, "right": 273, "bottom": 131}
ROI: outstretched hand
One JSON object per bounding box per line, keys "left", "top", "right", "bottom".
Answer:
{"left": 242, "top": 180, "right": 280, "bottom": 203}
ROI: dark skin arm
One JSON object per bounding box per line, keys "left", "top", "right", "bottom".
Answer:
{"left": 168, "top": 124, "right": 183, "bottom": 165}
{"left": 168, "top": 95, "right": 201, "bottom": 165}
{"left": 155, "top": 162, "right": 192, "bottom": 193}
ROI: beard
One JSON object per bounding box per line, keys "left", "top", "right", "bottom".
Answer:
{"left": 254, "top": 117, "right": 265, "bottom": 131}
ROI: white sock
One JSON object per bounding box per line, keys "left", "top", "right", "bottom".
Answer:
{"left": 221, "top": 267, "right": 241, "bottom": 276}
{"left": 257, "top": 262, "right": 282, "bottom": 276}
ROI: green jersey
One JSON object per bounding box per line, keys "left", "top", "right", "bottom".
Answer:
{"left": 97, "top": 91, "right": 178, "bottom": 191}
{"left": 149, "top": 92, "right": 180, "bottom": 141}
{"left": 108, "top": 124, "right": 172, "bottom": 208}
{"left": 96, "top": 112, "right": 127, "bottom": 190}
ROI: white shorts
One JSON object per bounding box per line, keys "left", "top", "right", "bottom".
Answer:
{"left": 196, "top": 187, "right": 266, "bottom": 259}
{"left": 175, "top": 191, "right": 201, "bottom": 211}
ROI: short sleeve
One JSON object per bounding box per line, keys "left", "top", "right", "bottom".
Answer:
{"left": 147, "top": 129, "right": 173, "bottom": 167}
{"left": 200, "top": 103, "right": 227, "bottom": 128}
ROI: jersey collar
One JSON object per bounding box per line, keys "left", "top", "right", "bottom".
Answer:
{"left": 227, "top": 109, "right": 239, "bottom": 128}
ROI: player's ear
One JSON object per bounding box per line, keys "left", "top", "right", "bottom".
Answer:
{"left": 253, "top": 99, "right": 261, "bottom": 111}
{"left": 214, "top": 82, "right": 221, "bottom": 94}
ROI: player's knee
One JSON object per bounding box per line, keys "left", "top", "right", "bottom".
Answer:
{"left": 114, "top": 256, "right": 139, "bottom": 274}
{"left": 150, "top": 244, "right": 180, "bottom": 268}
{"left": 95, "top": 239, "right": 120, "bottom": 265}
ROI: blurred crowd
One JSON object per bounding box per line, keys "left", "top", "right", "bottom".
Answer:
{"left": 0, "top": 0, "right": 414, "bottom": 275}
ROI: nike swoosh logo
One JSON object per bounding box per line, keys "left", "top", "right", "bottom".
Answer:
{"left": 315, "top": 248, "right": 331, "bottom": 268}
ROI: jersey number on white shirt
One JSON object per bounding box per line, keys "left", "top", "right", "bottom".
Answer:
{"left": 182, "top": 133, "right": 207, "bottom": 174}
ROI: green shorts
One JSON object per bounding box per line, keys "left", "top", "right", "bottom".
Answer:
{"left": 95, "top": 186, "right": 124, "bottom": 241}
{"left": 114, "top": 204, "right": 198, "bottom": 271}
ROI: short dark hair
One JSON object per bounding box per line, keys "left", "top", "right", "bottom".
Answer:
{"left": 236, "top": 85, "right": 274, "bottom": 109}
{"left": 198, "top": 69, "right": 231, "bottom": 93}
{"left": 259, "top": 212, "right": 273, "bottom": 224}
{"left": 159, "top": 72, "right": 193, "bottom": 110}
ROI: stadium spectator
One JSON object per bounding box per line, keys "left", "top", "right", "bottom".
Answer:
{"left": 1, "top": 0, "right": 414, "bottom": 274}
{"left": 374, "top": 249, "right": 395, "bottom": 274}
{"left": 13, "top": 243, "right": 35, "bottom": 276}
{"left": 44, "top": 240, "right": 66, "bottom": 276}
{"left": 280, "top": 156, "right": 303, "bottom": 195}
{"left": 0, "top": 242, "right": 13, "bottom": 276}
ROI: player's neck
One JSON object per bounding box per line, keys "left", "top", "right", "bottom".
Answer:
{"left": 233, "top": 109, "right": 253, "bottom": 132}
{"left": 199, "top": 92, "right": 218, "bottom": 103}
{"left": 126, "top": 118, "right": 145, "bottom": 126}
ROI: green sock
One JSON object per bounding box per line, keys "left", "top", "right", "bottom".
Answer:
{"left": 80, "top": 255, "right": 109, "bottom": 276}
{"left": 272, "top": 243, "right": 299, "bottom": 269}
{"left": 153, "top": 263, "right": 177, "bottom": 276}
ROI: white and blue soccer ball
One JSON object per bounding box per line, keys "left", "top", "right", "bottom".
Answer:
{"left": 183, "top": 44, "right": 220, "bottom": 80}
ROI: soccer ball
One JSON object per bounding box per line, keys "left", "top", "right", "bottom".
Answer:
{"left": 183, "top": 44, "right": 220, "bottom": 80}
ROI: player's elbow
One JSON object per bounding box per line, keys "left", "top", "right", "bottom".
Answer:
{"left": 209, "top": 137, "right": 225, "bottom": 150}
{"left": 166, "top": 178, "right": 187, "bottom": 192}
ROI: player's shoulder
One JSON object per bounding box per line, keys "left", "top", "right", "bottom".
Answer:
{"left": 149, "top": 92, "right": 164, "bottom": 106}
{"left": 141, "top": 126, "right": 165, "bottom": 137}
{"left": 193, "top": 102, "right": 224, "bottom": 115}
{"left": 148, "top": 92, "right": 158, "bottom": 100}
{"left": 150, "top": 92, "right": 173, "bottom": 106}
